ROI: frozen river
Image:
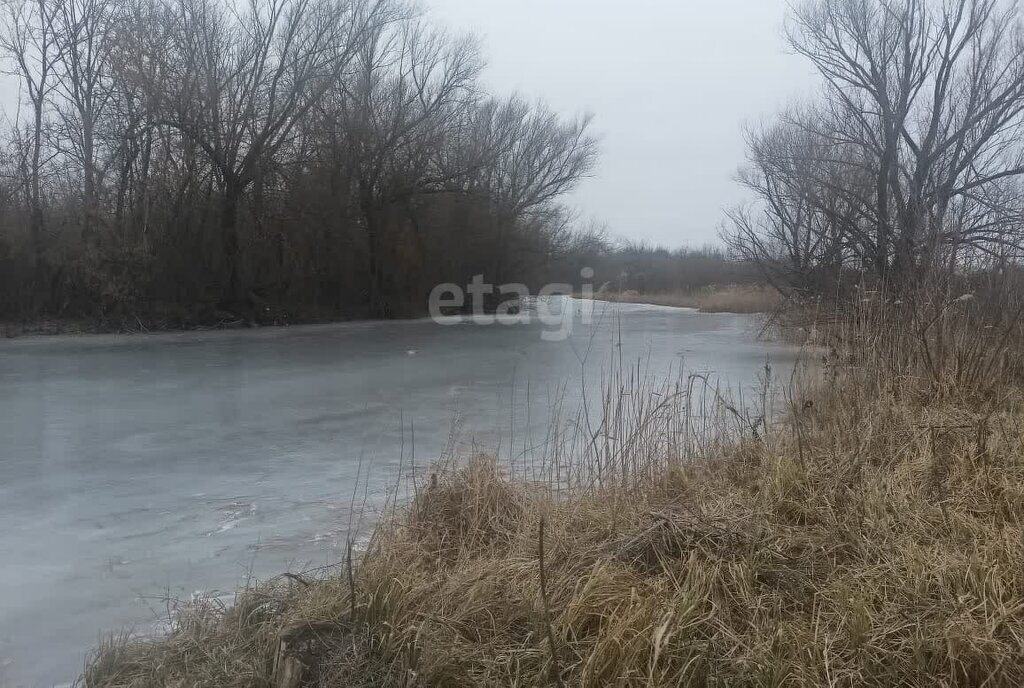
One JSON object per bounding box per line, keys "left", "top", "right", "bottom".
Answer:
{"left": 0, "top": 299, "right": 801, "bottom": 686}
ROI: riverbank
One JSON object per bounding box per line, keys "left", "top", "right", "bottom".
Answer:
{"left": 83, "top": 299, "right": 1024, "bottom": 687}
{"left": 0, "top": 303, "right": 367, "bottom": 339}
{"left": 0, "top": 298, "right": 424, "bottom": 339}
{"left": 0, "top": 285, "right": 778, "bottom": 339}
{"left": 588, "top": 285, "right": 782, "bottom": 314}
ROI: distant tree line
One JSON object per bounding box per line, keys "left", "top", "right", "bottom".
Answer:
{"left": 575, "top": 241, "right": 761, "bottom": 295}
{"left": 726, "top": 0, "right": 1024, "bottom": 297}
{"left": 0, "top": 0, "right": 601, "bottom": 326}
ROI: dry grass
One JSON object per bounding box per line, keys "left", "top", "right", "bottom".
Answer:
{"left": 591, "top": 285, "right": 783, "bottom": 314}
{"left": 82, "top": 293, "right": 1024, "bottom": 688}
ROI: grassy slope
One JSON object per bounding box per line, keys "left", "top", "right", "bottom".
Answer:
{"left": 84, "top": 304, "right": 1024, "bottom": 688}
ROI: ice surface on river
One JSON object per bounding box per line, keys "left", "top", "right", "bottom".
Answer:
{"left": 0, "top": 298, "right": 801, "bottom": 686}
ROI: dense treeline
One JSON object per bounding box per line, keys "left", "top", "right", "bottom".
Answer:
{"left": 533, "top": 229, "right": 764, "bottom": 297}
{"left": 0, "top": 0, "right": 601, "bottom": 325}
{"left": 726, "top": 0, "right": 1024, "bottom": 297}
{"left": 583, "top": 243, "right": 760, "bottom": 294}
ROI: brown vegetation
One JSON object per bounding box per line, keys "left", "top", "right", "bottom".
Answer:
{"left": 590, "top": 285, "right": 782, "bottom": 314}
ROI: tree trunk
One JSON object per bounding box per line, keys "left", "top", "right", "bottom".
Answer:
{"left": 360, "top": 192, "right": 386, "bottom": 318}
{"left": 221, "top": 181, "right": 243, "bottom": 305}
{"left": 82, "top": 112, "right": 97, "bottom": 245}
{"left": 137, "top": 129, "right": 153, "bottom": 242}
{"left": 874, "top": 133, "right": 894, "bottom": 281}
{"left": 30, "top": 102, "right": 45, "bottom": 273}
{"left": 491, "top": 209, "right": 508, "bottom": 286}
{"left": 366, "top": 218, "right": 384, "bottom": 317}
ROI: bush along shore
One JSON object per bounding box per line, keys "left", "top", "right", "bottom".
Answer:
{"left": 82, "top": 290, "right": 1024, "bottom": 688}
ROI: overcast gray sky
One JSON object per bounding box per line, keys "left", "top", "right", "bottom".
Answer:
{"left": 426, "top": 0, "right": 816, "bottom": 247}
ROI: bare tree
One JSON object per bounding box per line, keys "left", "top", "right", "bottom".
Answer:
{"left": 52, "top": 0, "right": 120, "bottom": 244}
{"left": 469, "top": 95, "right": 599, "bottom": 283}
{"left": 1, "top": 0, "right": 60, "bottom": 269}
{"left": 726, "top": 108, "right": 875, "bottom": 291}
{"left": 141, "top": 0, "right": 385, "bottom": 302}
{"left": 326, "top": 11, "right": 482, "bottom": 314}
{"left": 734, "top": 0, "right": 1024, "bottom": 292}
